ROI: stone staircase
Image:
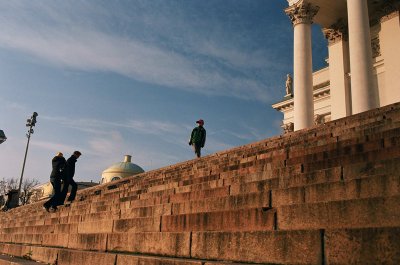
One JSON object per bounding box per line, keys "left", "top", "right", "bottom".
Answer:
{"left": 1, "top": 102, "right": 400, "bottom": 265}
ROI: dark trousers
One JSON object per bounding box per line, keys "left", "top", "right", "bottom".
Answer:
{"left": 192, "top": 142, "right": 202, "bottom": 158}
{"left": 43, "top": 177, "right": 61, "bottom": 208}
{"left": 59, "top": 177, "right": 78, "bottom": 204}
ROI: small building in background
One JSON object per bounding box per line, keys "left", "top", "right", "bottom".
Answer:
{"left": 30, "top": 181, "right": 98, "bottom": 203}
{"left": 101, "top": 155, "right": 144, "bottom": 184}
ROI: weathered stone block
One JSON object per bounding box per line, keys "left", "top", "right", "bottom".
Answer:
{"left": 172, "top": 192, "right": 270, "bottom": 215}
{"left": 13, "top": 234, "right": 42, "bottom": 245}
{"left": 24, "top": 225, "right": 55, "bottom": 235}
{"left": 278, "top": 196, "right": 400, "bottom": 230}
{"left": 279, "top": 166, "right": 342, "bottom": 189}
{"left": 272, "top": 186, "right": 304, "bottom": 206}
{"left": 170, "top": 187, "right": 229, "bottom": 204}
{"left": 90, "top": 205, "right": 112, "bottom": 213}
{"left": 57, "top": 249, "right": 116, "bottom": 265}
{"left": 42, "top": 234, "right": 69, "bottom": 248}
{"left": 325, "top": 227, "right": 400, "bottom": 265}
{"left": 78, "top": 220, "right": 113, "bottom": 234}
{"left": 0, "top": 243, "right": 30, "bottom": 258}
{"left": 161, "top": 208, "right": 275, "bottom": 232}
{"left": 44, "top": 217, "right": 59, "bottom": 225}
{"left": 174, "top": 179, "right": 224, "bottom": 194}
{"left": 81, "top": 211, "right": 120, "bottom": 222}
{"left": 113, "top": 217, "right": 160, "bottom": 233}
{"left": 0, "top": 255, "right": 41, "bottom": 265}
{"left": 67, "top": 233, "right": 107, "bottom": 251}
{"left": 54, "top": 224, "right": 79, "bottom": 234}
{"left": 107, "top": 232, "right": 190, "bottom": 257}
{"left": 121, "top": 204, "right": 171, "bottom": 219}
{"left": 0, "top": 235, "right": 12, "bottom": 243}
{"left": 191, "top": 230, "right": 322, "bottom": 264}
{"left": 305, "top": 174, "right": 400, "bottom": 203}
{"left": 30, "top": 246, "right": 58, "bottom": 264}
{"left": 116, "top": 254, "right": 203, "bottom": 265}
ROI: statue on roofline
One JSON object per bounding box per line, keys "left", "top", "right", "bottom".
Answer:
{"left": 283, "top": 122, "right": 294, "bottom": 134}
{"left": 285, "top": 74, "right": 293, "bottom": 96}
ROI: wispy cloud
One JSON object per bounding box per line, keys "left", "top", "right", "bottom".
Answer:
{"left": 41, "top": 115, "right": 185, "bottom": 136}
{"left": 87, "top": 131, "right": 124, "bottom": 155}
{"left": 0, "top": 97, "right": 28, "bottom": 113}
{"left": 0, "top": 1, "right": 279, "bottom": 103}
{"left": 31, "top": 140, "right": 82, "bottom": 155}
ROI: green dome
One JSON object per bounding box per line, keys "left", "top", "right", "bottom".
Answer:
{"left": 102, "top": 155, "right": 144, "bottom": 176}
{"left": 103, "top": 161, "right": 144, "bottom": 175}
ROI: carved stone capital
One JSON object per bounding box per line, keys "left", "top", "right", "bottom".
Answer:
{"left": 323, "top": 19, "right": 348, "bottom": 45}
{"left": 323, "top": 28, "right": 345, "bottom": 45}
{"left": 285, "top": 1, "right": 319, "bottom": 26}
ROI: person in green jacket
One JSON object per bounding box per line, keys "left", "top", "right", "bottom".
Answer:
{"left": 189, "top": 119, "right": 206, "bottom": 158}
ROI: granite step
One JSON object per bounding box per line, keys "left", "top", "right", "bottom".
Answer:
{"left": 171, "top": 191, "right": 270, "bottom": 215}
{"left": 0, "top": 255, "right": 47, "bottom": 265}
{"left": 277, "top": 195, "right": 400, "bottom": 230}
{"left": 272, "top": 173, "right": 400, "bottom": 207}
{"left": 0, "top": 243, "right": 274, "bottom": 265}
{"left": 161, "top": 207, "right": 276, "bottom": 232}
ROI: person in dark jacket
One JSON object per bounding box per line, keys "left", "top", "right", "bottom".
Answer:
{"left": 189, "top": 119, "right": 206, "bottom": 158}
{"left": 59, "top": 151, "right": 81, "bottom": 205}
{"left": 43, "top": 152, "right": 66, "bottom": 212}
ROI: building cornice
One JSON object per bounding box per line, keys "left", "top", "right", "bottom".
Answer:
{"left": 379, "top": 0, "right": 400, "bottom": 23}
{"left": 272, "top": 82, "right": 330, "bottom": 112}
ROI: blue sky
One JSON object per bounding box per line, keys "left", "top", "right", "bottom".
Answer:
{"left": 0, "top": 0, "right": 328, "bottom": 184}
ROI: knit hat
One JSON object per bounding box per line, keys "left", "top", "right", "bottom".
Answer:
{"left": 196, "top": 119, "right": 204, "bottom": 125}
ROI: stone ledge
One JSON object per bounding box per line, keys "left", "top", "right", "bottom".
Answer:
{"left": 0, "top": 255, "right": 46, "bottom": 265}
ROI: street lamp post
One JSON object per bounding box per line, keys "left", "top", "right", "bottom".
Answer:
{"left": 17, "top": 112, "right": 38, "bottom": 202}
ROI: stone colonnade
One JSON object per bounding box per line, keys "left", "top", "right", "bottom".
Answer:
{"left": 285, "top": 3, "right": 319, "bottom": 131}
{"left": 347, "top": 0, "right": 378, "bottom": 114}
{"left": 285, "top": 0, "right": 381, "bottom": 130}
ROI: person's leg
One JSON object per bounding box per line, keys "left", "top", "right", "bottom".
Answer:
{"left": 49, "top": 177, "right": 61, "bottom": 209}
{"left": 67, "top": 179, "right": 78, "bottom": 202}
{"left": 195, "top": 143, "right": 201, "bottom": 158}
{"left": 43, "top": 178, "right": 57, "bottom": 209}
{"left": 58, "top": 179, "right": 70, "bottom": 206}
{"left": 192, "top": 144, "right": 196, "bottom": 153}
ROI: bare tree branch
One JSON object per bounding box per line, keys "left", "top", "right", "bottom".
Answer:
{"left": 0, "top": 177, "right": 40, "bottom": 205}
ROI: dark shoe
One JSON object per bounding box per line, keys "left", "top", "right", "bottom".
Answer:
{"left": 42, "top": 206, "right": 50, "bottom": 212}
{"left": 55, "top": 201, "right": 64, "bottom": 206}
{"left": 49, "top": 206, "right": 57, "bottom": 213}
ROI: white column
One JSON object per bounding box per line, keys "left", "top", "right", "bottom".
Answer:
{"left": 347, "top": 0, "right": 379, "bottom": 114}
{"left": 285, "top": 2, "right": 319, "bottom": 130}
{"left": 323, "top": 21, "right": 352, "bottom": 120}
{"left": 379, "top": 6, "right": 400, "bottom": 106}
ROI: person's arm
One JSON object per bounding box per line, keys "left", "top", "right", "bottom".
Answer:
{"left": 201, "top": 129, "right": 206, "bottom": 147}
{"left": 189, "top": 129, "right": 194, "bottom": 145}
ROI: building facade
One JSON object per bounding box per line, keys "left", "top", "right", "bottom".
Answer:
{"left": 273, "top": 0, "right": 400, "bottom": 132}
{"left": 30, "top": 181, "right": 97, "bottom": 203}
